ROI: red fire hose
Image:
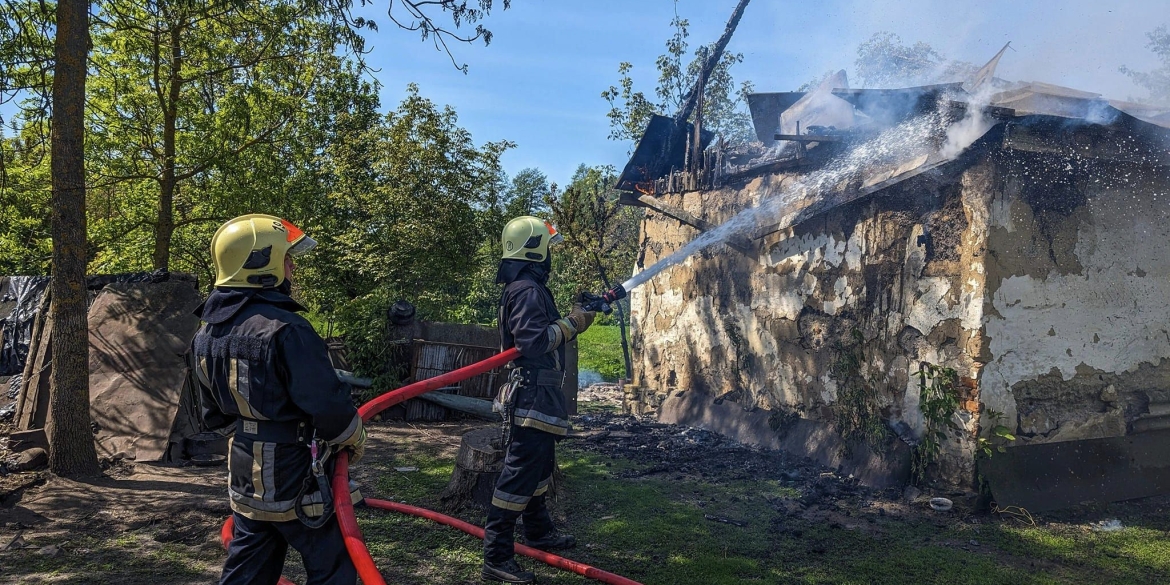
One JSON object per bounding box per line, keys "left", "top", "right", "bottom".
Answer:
{"left": 365, "top": 498, "right": 642, "bottom": 585}
{"left": 220, "top": 346, "right": 643, "bottom": 585}
{"left": 356, "top": 347, "right": 521, "bottom": 421}
{"left": 331, "top": 451, "right": 385, "bottom": 585}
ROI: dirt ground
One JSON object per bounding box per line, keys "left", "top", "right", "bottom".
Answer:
{"left": 1, "top": 385, "right": 1169, "bottom": 584}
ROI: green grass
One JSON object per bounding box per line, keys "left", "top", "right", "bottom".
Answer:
{"left": 578, "top": 325, "right": 626, "bottom": 382}
{"left": 575, "top": 399, "right": 623, "bottom": 415}
{"left": 0, "top": 531, "right": 219, "bottom": 584}
{"left": 350, "top": 436, "right": 1170, "bottom": 585}
{"left": 15, "top": 422, "right": 1168, "bottom": 584}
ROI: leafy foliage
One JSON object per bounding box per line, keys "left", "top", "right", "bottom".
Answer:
{"left": 295, "top": 83, "right": 512, "bottom": 376}
{"left": 83, "top": 0, "right": 367, "bottom": 273}
{"left": 1121, "top": 25, "right": 1170, "bottom": 105}
{"left": 601, "top": 9, "right": 754, "bottom": 147}
{"left": 829, "top": 329, "right": 889, "bottom": 454}
{"left": 912, "top": 362, "right": 961, "bottom": 484}
{"left": 546, "top": 165, "right": 640, "bottom": 312}
{"left": 0, "top": 125, "right": 51, "bottom": 274}
{"left": 0, "top": 0, "right": 54, "bottom": 118}
{"left": 976, "top": 409, "right": 1016, "bottom": 460}
{"left": 504, "top": 167, "right": 551, "bottom": 218}
{"left": 0, "top": 0, "right": 639, "bottom": 392}
{"left": 0, "top": 2, "right": 54, "bottom": 271}
{"left": 546, "top": 165, "right": 640, "bottom": 378}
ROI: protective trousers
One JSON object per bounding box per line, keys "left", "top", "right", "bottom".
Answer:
{"left": 483, "top": 425, "right": 558, "bottom": 564}
{"left": 220, "top": 512, "right": 356, "bottom": 585}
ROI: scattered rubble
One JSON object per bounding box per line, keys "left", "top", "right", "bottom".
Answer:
{"left": 35, "top": 544, "right": 61, "bottom": 557}
{"left": 569, "top": 412, "right": 893, "bottom": 516}
{"left": 930, "top": 497, "right": 954, "bottom": 512}
{"left": 9, "top": 447, "right": 47, "bottom": 472}
{"left": 3, "top": 531, "right": 30, "bottom": 551}
{"left": 576, "top": 383, "right": 623, "bottom": 410}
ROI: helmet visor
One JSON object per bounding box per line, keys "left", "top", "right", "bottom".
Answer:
{"left": 288, "top": 234, "right": 317, "bottom": 257}
{"left": 544, "top": 221, "right": 564, "bottom": 246}
{"left": 281, "top": 219, "right": 317, "bottom": 257}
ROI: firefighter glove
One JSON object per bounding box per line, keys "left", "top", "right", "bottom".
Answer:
{"left": 566, "top": 304, "right": 596, "bottom": 335}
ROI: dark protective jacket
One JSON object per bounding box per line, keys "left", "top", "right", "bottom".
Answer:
{"left": 192, "top": 288, "right": 361, "bottom": 522}
{"left": 498, "top": 262, "right": 570, "bottom": 436}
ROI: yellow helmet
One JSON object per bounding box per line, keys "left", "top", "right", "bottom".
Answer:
{"left": 210, "top": 214, "right": 317, "bottom": 288}
{"left": 501, "top": 216, "right": 562, "bottom": 262}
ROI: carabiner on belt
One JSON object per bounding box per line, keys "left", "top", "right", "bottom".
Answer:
{"left": 296, "top": 437, "right": 335, "bottom": 528}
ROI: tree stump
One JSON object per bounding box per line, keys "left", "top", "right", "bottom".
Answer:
{"left": 439, "top": 427, "right": 504, "bottom": 512}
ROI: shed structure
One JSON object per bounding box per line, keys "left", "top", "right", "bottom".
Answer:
{"left": 621, "top": 79, "right": 1170, "bottom": 506}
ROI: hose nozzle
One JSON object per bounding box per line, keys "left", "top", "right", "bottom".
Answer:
{"left": 580, "top": 284, "right": 627, "bottom": 315}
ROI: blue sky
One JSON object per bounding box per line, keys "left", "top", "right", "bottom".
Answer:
{"left": 352, "top": 0, "right": 1167, "bottom": 186}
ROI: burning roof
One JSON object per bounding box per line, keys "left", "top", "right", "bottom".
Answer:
{"left": 621, "top": 76, "right": 1170, "bottom": 192}
{"left": 618, "top": 73, "right": 1170, "bottom": 248}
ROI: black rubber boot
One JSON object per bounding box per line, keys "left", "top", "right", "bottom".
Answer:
{"left": 524, "top": 532, "right": 577, "bottom": 551}
{"left": 482, "top": 558, "right": 536, "bottom": 583}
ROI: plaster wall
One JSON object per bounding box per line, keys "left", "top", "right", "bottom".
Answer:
{"left": 631, "top": 144, "right": 1170, "bottom": 486}
{"left": 980, "top": 154, "right": 1170, "bottom": 446}
{"left": 630, "top": 158, "right": 997, "bottom": 485}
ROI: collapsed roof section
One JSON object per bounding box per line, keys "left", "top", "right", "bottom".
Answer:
{"left": 619, "top": 73, "right": 1170, "bottom": 243}
{"left": 749, "top": 81, "right": 1170, "bottom": 144}
{"left": 614, "top": 115, "right": 714, "bottom": 193}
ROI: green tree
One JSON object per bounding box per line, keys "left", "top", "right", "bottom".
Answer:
{"left": 602, "top": 8, "right": 754, "bottom": 147}
{"left": 0, "top": 0, "right": 54, "bottom": 122}
{"left": 295, "top": 84, "right": 512, "bottom": 376}
{"left": 853, "top": 32, "right": 975, "bottom": 88}
{"left": 0, "top": 2, "right": 54, "bottom": 275}
{"left": 1121, "top": 25, "right": 1170, "bottom": 105}
{"left": 0, "top": 127, "right": 51, "bottom": 274}
{"left": 547, "top": 165, "right": 641, "bottom": 378}
{"left": 504, "top": 167, "right": 551, "bottom": 218}
{"left": 48, "top": 0, "right": 101, "bottom": 478}
{"left": 84, "top": 0, "right": 369, "bottom": 273}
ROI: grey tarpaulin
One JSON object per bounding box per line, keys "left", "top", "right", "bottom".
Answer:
{"left": 0, "top": 271, "right": 193, "bottom": 377}
{"left": 0, "top": 277, "right": 50, "bottom": 376}
{"left": 88, "top": 280, "right": 203, "bottom": 461}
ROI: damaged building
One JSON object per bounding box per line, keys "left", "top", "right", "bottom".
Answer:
{"left": 618, "top": 70, "right": 1170, "bottom": 509}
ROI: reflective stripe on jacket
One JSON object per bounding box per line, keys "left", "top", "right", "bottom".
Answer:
{"left": 498, "top": 275, "right": 569, "bottom": 436}
{"left": 192, "top": 289, "right": 361, "bottom": 521}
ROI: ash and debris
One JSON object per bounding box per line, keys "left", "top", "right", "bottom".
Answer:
{"left": 575, "top": 382, "right": 623, "bottom": 409}
{"left": 562, "top": 410, "right": 1170, "bottom": 541}
{"left": 566, "top": 409, "right": 951, "bottom": 530}
{"left": 564, "top": 406, "right": 1170, "bottom": 537}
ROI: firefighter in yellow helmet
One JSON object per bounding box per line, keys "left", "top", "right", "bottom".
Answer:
{"left": 192, "top": 214, "right": 364, "bottom": 585}
{"left": 483, "top": 216, "right": 595, "bottom": 583}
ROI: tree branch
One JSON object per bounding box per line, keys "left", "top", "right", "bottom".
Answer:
{"left": 385, "top": 0, "right": 510, "bottom": 73}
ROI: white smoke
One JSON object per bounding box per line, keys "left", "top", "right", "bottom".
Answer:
{"left": 939, "top": 86, "right": 996, "bottom": 159}
{"left": 622, "top": 112, "right": 948, "bottom": 292}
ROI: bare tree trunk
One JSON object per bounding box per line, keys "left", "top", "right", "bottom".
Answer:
{"left": 612, "top": 298, "right": 633, "bottom": 382}
{"left": 592, "top": 257, "right": 633, "bottom": 381}
{"left": 153, "top": 26, "right": 182, "bottom": 271}
{"left": 48, "top": 0, "right": 99, "bottom": 478}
